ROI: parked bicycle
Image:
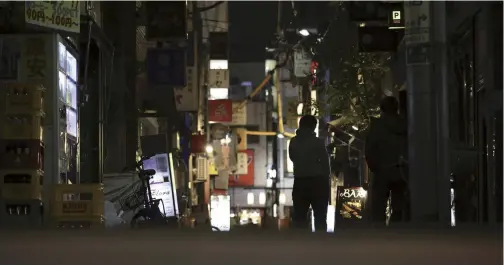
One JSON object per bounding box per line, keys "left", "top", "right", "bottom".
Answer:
{"left": 119, "top": 155, "right": 167, "bottom": 228}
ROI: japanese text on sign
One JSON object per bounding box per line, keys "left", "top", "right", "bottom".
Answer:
{"left": 25, "top": 1, "right": 80, "bottom": 33}
{"left": 25, "top": 37, "right": 47, "bottom": 79}
{"left": 404, "top": 1, "right": 430, "bottom": 45}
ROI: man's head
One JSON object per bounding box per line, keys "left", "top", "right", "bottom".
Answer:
{"left": 380, "top": 96, "right": 399, "bottom": 115}
{"left": 298, "top": 115, "right": 318, "bottom": 131}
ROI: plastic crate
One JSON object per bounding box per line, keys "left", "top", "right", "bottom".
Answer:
{"left": 1, "top": 111, "right": 45, "bottom": 140}
{"left": 50, "top": 184, "right": 104, "bottom": 218}
{"left": 0, "top": 199, "right": 43, "bottom": 227}
{"left": 4, "top": 83, "right": 45, "bottom": 114}
{"left": 0, "top": 170, "right": 43, "bottom": 200}
{"left": 0, "top": 139, "right": 44, "bottom": 171}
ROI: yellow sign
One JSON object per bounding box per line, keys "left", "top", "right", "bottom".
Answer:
{"left": 25, "top": 1, "right": 80, "bottom": 33}
{"left": 62, "top": 202, "right": 88, "bottom": 214}
{"left": 208, "top": 159, "right": 218, "bottom": 175}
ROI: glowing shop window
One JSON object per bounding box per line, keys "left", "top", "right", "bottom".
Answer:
{"left": 210, "top": 60, "right": 228, "bottom": 70}
{"left": 297, "top": 103, "right": 303, "bottom": 115}
{"left": 209, "top": 88, "right": 229, "bottom": 100}
{"left": 265, "top": 59, "right": 276, "bottom": 75}
{"left": 259, "top": 192, "right": 266, "bottom": 205}
{"left": 286, "top": 140, "right": 294, "bottom": 173}
{"left": 279, "top": 193, "right": 286, "bottom": 204}
{"left": 247, "top": 192, "right": 254, "bottom": 205}
{"left": 266, "top": 178, "right": 273, "bottom": 188}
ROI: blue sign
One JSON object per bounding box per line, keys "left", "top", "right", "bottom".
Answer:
{"left": 0, "top": 37, "right": 21, "bottom": 80}
{"left": 146, "top": 48, "right": 186, "bottom": 87}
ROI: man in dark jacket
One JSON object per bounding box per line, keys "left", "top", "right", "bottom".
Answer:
{"left": 289, "top": 115, "right": 331, "bottom": 231}
{"left": 365, "top": 96, "right": 408, "bottom": 224}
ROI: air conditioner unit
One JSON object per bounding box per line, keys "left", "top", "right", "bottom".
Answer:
{"left": 196, "top": 156, "right": 208, "bottom": 181}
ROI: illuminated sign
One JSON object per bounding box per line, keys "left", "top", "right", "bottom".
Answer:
{"left": 388, "top": 7, "right": 405, "bottom": 29}
{"left": 339, "top": 188, "right": 367, "bottom": 199}
{"left": 336, "top": 186, "right": 367, "bottom": 222}
{"left": 25, "top": 1, "right": 80, "bottom": 33}
{"left": 392, "top": 11, "right": 401, "bottom": 23}
{"left": 150, "top": 182, "right": 176, "bottom": 217}
{"left": 210, "top": 195, "right": 231, "bottom": 231}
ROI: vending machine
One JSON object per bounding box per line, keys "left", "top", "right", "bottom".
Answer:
{"left": 0, "top": 33, "right": 79, "bottom": 225}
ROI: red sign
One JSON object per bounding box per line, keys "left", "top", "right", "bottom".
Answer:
{"left": 190, "top": 134, "right": 206, "bottom": 153}
{"left": 208, "top": 99, "right": 232, "bottom": 122}
{"left": 229, "top": 149, "right": 254, "bottom": 187}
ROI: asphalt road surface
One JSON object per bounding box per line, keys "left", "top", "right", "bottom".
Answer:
{"left": 0, "top": 227, "right": 501, "bottom": 265}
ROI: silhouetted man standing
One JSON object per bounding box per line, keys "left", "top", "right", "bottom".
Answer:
{"left": 365, "top": 96, "right": 408, "bottom": 224}
{"left": 289, "top": 115, "right": 330, "bottom": 231}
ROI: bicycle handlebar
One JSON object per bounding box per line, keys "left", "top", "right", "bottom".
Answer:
{"left": 135, "top": 155, "right": 154, "bottom": 170}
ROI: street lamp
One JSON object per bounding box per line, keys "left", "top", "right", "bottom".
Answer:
{"left": 351, "top": 125, "right": 359, "bottom": 131}
{"left": 205, "top": 144, "right": 213, "bottom": 154}
{"left": 298, "top": 29, "right": 310, "bottom": 36}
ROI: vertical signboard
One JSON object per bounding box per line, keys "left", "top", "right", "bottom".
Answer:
{"left": 208, "top": 99, "right": 232, "bottom": 122}
{"left": 293, "top": 50, "right": 312, "bottom": 78}
{"left": 25, "top": 1, "right": 80, "bottom": 33}
{"left": 174, "top": 67, "right": 198, "bottom": 111}
{"left": 146, "top": 48, "right": 186, "bottom": 87}
{"left": 229, "top": 149, "right": 254, "bottom": 187}
{"left": 208, "top": 69, "right": 229, "bottom": 89}
{"left": 404, "top": 1, "right": 431, "bottom": 65}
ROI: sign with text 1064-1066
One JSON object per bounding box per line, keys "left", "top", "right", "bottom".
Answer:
{"left": 335, "top": 186, "right": 367, "bottom": 222}
{"left": 25, "top": 1, "right": 80, "bottom": 33}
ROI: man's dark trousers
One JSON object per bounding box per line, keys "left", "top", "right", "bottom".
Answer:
{"left": 292, "top": 176, "right": 330, "bottom": 231}
{"left": 370, "top": 177, "right": 408, "bottom": 223}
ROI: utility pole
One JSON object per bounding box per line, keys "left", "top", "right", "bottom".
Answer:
{"left": 273, "top": 0, "right": 283, "bottom": 220}
{"left": 404, "top": 1, "right": 450, "bottom": 225}
{"left": 431, "top": 1, "right": 451, "bottom": 227}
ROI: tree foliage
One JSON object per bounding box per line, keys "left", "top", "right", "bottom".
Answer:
{"left": 313, "top": 2, "right": 390, "bottom": 131}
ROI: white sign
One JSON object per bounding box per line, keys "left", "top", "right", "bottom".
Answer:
{"left": 210, "top": 195, "right": 231, "bottom": 231}
{"left": 150, "top": 182, "right": 176, "bottom": 217}
{"left": 404, "top": 1, "right": 431, "bottom": 45}
{"left": 25, "top": 1, "right": 80, "bottom": 33}
{"left": 224, "top": 102, "right": 246, "bottom": 125}
{"left": 174, "top": 67, "right": 198, "bottom": 111}
{"left": 392, "top": 11, "right": 401, "bottom": 21}
{"left": 235, "top": 152, "right": 248, "bottom": 175}
{"left": 208, "top": 69, "right": 229, "bottom": 88}
{"left": 293, "top": 50, "right": 312, "bottom": 78}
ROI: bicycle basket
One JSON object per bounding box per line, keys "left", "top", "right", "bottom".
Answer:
{"left": 118, "top": 188, "right": 145, "bottom": 211}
